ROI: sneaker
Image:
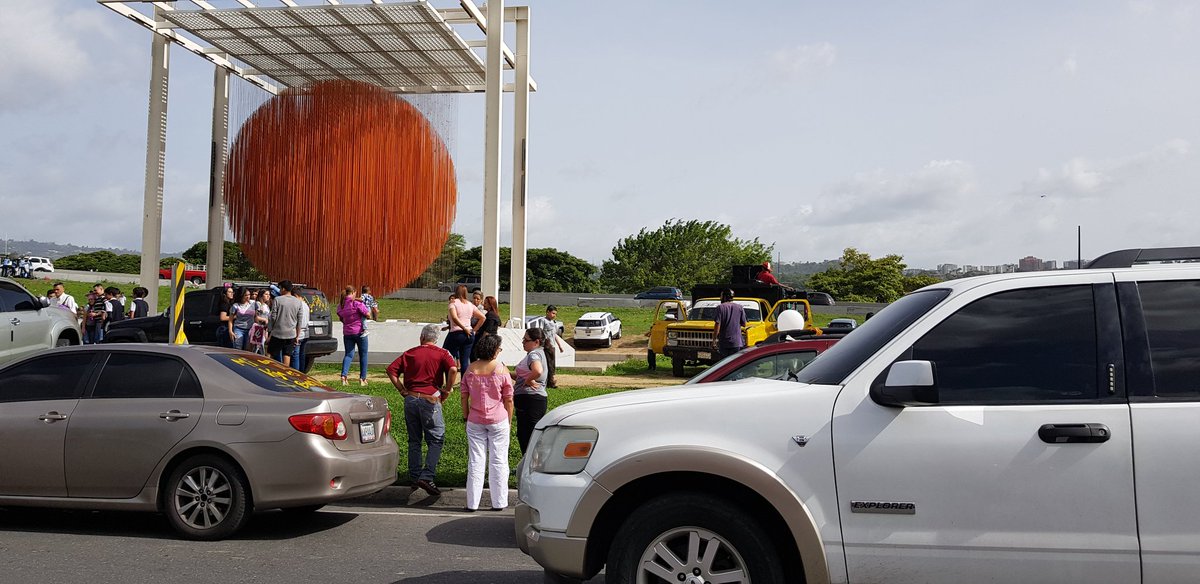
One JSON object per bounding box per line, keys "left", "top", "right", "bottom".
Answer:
{"left": 415, "top": 479, "right": 441, "bottom": 497}
{"left": 463, "top": 507, "right": 477, "bottom": 513}
{"left": 489, "top": 506, "right": 506, "bottom": 511}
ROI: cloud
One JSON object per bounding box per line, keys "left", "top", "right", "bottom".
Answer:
{"left": 770, "top": 42, "right": 837, "bottom": 79}
{"left": 813, "top": 159, "right": 978, "bottom": 225}
{"left": 1062, "top": 53, "right": 1079, "bottom": 76}
{"left": 1019, "top": 139, "right": 1191, "bottom": 200}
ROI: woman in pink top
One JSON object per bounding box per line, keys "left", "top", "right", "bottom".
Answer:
{"left": 443, "top": 284, "right": 486, "bottom": 369}
{"left": 459, "top": 334, "right": 514, "bottom": 511}
{"left": 337, "top": 285, "right": 371, "bottom": 386}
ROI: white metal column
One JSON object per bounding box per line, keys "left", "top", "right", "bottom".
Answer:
{"left": 140, "top": 16, "right": 170, "bottom": 312}
{"left": 481, "top": 0, "right": 504, "bottom": 299}
{"left": 508, "top": 8, "right": 530, "bottom": 324}
{"left": 206, "top": 65, "right": 229, "bottom": 288}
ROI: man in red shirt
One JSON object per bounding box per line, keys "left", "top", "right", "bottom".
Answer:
{"left": 387, "top": 323, "right": 458, "bottom": 497}
{"left": 757, "top": 261, "right": 782, "bottom": 285}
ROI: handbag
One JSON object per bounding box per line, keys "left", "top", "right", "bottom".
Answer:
{"left": 248, "top": 322, "right": 266, "bottom": 346}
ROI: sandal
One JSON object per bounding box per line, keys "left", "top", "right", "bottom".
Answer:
{"left": 340, "top": 376, "right": 348, "bottom": 386}
{"left": 360, "top": 378, "right": 368, "bottom": 387}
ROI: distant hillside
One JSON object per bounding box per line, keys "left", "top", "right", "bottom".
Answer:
{"left": 776, "top": 259, "right": 841, "bottom": 276}
{"left": 0, "top": 238, "right": 186, "bottom": 260}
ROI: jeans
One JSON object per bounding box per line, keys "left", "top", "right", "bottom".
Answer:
{"left": 543, "top": 341, "right": 558, "bottom": 387}
{"left": 465, "top": 420, "right": 511, "bottom": 510}
{"left": 404, "top": 396, "right": 445, "bottom": 483}
{"left": 514, "top": 393, "right": 547, "bottom": 453}
{"left": 84, "top": 325, "right": 103, "bottom": 345}
{"left": 292, "top": 338, "right": 309, "bottom": 372}
{"left": 341, "top": 334, "right": 368, "bottom": 379}
{"left": 442, "top": 330, "right": 473, "bottom": 367}
{"left": 232, "top": 327, "right": 250, "bottom": 350}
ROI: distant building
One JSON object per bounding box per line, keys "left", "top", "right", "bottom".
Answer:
{"left": 937, "top": 263, "right": 959, "bottom": 275}
{"left": 1043, "top": 260, "right": 1058, "bottom": 270}
{"left": 1018, "top": 256, "right": 1043, "bottom": 272}
{"left": 1063, "top": 259, "right": 1090, "bottom": 269}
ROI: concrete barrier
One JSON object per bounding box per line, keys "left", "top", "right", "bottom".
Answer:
{"left": 314, "top": 320, "right": 575, "bottom": 368}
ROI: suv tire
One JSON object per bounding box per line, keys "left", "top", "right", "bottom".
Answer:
{"left": 605, "top": 493, "right": 785, "bottom": 584}
{"left": 164, "top": 454, "right": 250, "bottom": 541}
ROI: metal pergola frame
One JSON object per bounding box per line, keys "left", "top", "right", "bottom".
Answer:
{"left": 98, "top": 0, "right": 535, "bottom": 323}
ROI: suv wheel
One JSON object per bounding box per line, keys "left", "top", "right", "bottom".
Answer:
{"left": 604, "top": 334, "right": 612, "bottom": 348}
{"left": 164, "top": 454, "right": 250, "bottom": 540}
{"left": 605, "top": 493, "right": 785, "bottom": 584}
{"left": 190, "top": 276, "right": 204, "bottom": 285}
{"left": 55, "top": 336, "right": 74, "bottom": 347}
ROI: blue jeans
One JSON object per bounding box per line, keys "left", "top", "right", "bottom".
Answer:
{"left": 292, "top": 338, "right": 309, "bottom": 372}
{"left": 442, "top": 330, "right": 473, "bottom": 367}
{"left": 85, "top": 325, "right": 103, "bottom": 345}
{"left": 232, "top": 327, "right": 250, "bottom": 350}
{"left": 341, "top": 334, "right": 368, "bottom": 379}
{"left": 404, "top": 396, "right": 445, "bottom": 482}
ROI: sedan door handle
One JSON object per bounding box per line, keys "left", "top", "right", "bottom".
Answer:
{"left": 38, "top": 412, "right": 68, "bottom": 422}
{"left": 159, "top": 410, "right": 190, "bottom": 421}
{"left": 1039, "top": 423, "right": 1110, "bottom": 444}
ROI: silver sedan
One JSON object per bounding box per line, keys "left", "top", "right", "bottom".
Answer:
{"left": 0, "top": 344, "right": 398, "bottom": 540}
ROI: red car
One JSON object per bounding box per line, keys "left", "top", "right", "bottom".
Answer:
{"left": 686, "top": 335, "right": 843, "bottom": 384}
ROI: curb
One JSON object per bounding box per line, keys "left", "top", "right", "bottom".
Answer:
{"left": 345, "top": 484, "right": 519, "bottom": 511}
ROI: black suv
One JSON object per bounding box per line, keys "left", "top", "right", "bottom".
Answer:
{"left": 103, "top": 286, "right": 337, "bottom": 373}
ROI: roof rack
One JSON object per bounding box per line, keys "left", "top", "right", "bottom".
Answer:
{"left": 1087, "top": 247, "right": 1200, "bottom": 269}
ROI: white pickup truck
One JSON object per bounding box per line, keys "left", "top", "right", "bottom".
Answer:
{"left": 516, "top": 246, "right": 1200, "bottom": 584}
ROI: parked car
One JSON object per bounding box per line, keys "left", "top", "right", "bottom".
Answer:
{"left": 159, "top": 264, "right": 207, "bottom": 285}
{"left": 825, "top": 317, "right": 856, "bottom": 330}
{"left": 633, "top": 286, "right": 683, "bottom": 300}
{"left": 0, "top": 344, "right": 397, "bottom": 540}
{"left": 0, "top": 277, "right": 79, "bottom": 366}
{"left": 438, "top": 275, "right": 482, "bottom": 293}
{"left": 685, "top": 335, "right": 841, "bottom": 384}
{"left": 103, "top": 285, "right": 337, "bottom": 373}
{"left": 807, "top": 291, "right": 835, "bottom": 305}
{"left": 23, "top": 256, "right": 55, "bottom": 273}
{"left": 517, "top": 246, "right": 1200, "bottom": 584}
{"left": 573, "top": 312, "right": 621, "bottom": 348}
{"left": 524, "top": 315, "right": 565, "bottom": 336}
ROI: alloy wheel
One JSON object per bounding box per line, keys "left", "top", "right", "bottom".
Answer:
{"left": 174, "top": 465, "right": 234, "bottom": 530}
{"left": 636, "top": 526, "right": 749, "bottom": 584}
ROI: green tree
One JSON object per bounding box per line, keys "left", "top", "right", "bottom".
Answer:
{"left": 598, "top": 219, "right": 773, "bottom": 294}
{"left": 806, "top": 248, "right": 910, "bottom": 303}
{"left": 408, "top": 233, "right": 466, "bottom": 288}
{"left": 903, "top": 273, "right": 943, "bottom": 293}
{"left": 181, "top": 241, "right": 265, "bottom": 281}
{"left": 455, "top": 246, "right": 598, "bottom": 293}
{"left": 54, "top": 250, "right": 142, "bottom": 274}
{"left": 160, "top": 256, "right": 185, "bottom": 269}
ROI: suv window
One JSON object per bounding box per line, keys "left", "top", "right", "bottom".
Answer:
{"left": 1137, "top": 280, "right": 1200, "bottom": 398}
{"left": 92, "top": 353, "right": 196, "bottom": 398}
{"left": 0, "top": 281, "right": 38, "bottom": 312}
{"left": 0, "top": 353, "right": 95, "bottom": 402}
{"left": 910, "top": 285, "right": 1098, "bottom": 404}
{"left": 183, "top": 293, "right": 216, "bottom": 320}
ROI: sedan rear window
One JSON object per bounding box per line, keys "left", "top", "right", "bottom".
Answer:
{"left": 211, "top": 353, "right": 333, "bottom": 393}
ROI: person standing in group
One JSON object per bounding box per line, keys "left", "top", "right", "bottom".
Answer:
{"left": 443, "top": 284, "right": 485, "bottom": 369}
{"left": 228, "top": 288, "right": 257, "bottom": 350}
{"left": 0, "top": 257, "right": 11, "bottom": 277}
{"left": 248, "top": 289, "right": 271, "bottom": 354}
{"left": 712, "top": 288, "right": 747, "bottom": 361}
{"left": 216, "top": 285, "right": 236, "bottom": 348}
{"left": 459, "top": 334, "right": 513, "bottom": 512}
{"left": 360, "top": 285, "right": 380, "bottom": 322}
{"left": 84, "top": 284, "right": 107, "bottom": 344}
{"left": 386, "top": 323, "right": 458, "bottom": 497}
{"left": 267, "top": 280, "right": 304, "bottom": 366}
{"left": 292, "top": 286, "right": 311, "bottom": 372}
{"left": 127, "top": 287, "right": 150, "bottom": 319}
{"left": 512, "top": 327, "right": 549, "bottom": 453}
{"left": 102, "top": 286, "right": 125, "bottom": 332}
{"left": 338, "top": 285, "right": 370, "bottom": 386}
{"left": 528, "top": 305, "right": 566, "bottom": 389}
{"left": 470, "top": 291, "right": 485, "bottom": 327}
{"left": 470, "top": 296, "right": 503, "bottom": 362}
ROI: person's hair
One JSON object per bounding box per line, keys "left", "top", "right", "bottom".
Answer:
{"left": 720, "top": 289, "right": 734, "bottom": 302}
{"left": 545, "top": 304, "right": 557, "bottom": 314}
{"left": 447, "top": 294, "right": 455, "bottom": 301}
{"left": 474, "top": 334, "right": 502, "bottom": 360}
{"left": 340, "top": 285, "right": 355, "bottom": 309}
{"left": 104, "top": 286, "right": 119, "bottom": 296}
{"left": 93, "top": 284, "right": 104, "bottom": 291}
{"left": 472, "top": 291, "right": 483, "bottom": 300}
{"left": 454, "top": 284, "right": 468, "bottom": 301}
{"left": 524, "top": 327, "right": 544, "bottom": 344}
{"left": 46, "top": 288, "right": 56, "bottom": 297}
{"left": 278, "top": 280, "right": 293, "bottom": 292}
{"left": 420, "top": 323, "right": 441, "bottom": 343}
{"left": 53, "top": 282, "right": 65, "bottom": 288}
{"left": 236, "top": 287, "right": 250, "bottom": 302}
{"left": 483, "top": 295, "right": 499, "bottom": 314}
{"left": 134, "top": 287, "right": 149, "bottom": 298}
{"left": 360, "top": 285, "right": 371, "bottom": 294}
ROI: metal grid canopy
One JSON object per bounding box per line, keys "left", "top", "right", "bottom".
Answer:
{"left": 162, "top": 3, "right": 486, "bottom": 93}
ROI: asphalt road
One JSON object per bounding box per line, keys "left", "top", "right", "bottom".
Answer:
{"left": 0, "top": 501, "right": 603, "bottom": 584}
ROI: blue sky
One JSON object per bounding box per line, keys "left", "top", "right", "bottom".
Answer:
{"left": 2, "top": 0, "right": 1198, "bottom": 269}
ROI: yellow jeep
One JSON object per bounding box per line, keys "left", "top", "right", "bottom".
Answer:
{"left": 648, "top": 294, "right": 817, "bottom": 377}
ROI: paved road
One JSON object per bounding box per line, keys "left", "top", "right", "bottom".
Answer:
{"left": 0, "top": 501, "right": 603, "bottom": 584}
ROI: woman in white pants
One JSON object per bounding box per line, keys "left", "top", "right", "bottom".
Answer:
{"left": 459, "top": 334, "right": 515, "bottom": 511}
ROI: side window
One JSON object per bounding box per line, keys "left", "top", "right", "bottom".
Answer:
{"left": 1137, "top": 280, "right": 1200, "bottom": 398}
{"left": 776, "top": 350, "right": 819, "bottom": 375}
{"left": 183, "top": 294, "right": 215, "bottom": 320}
{"left": 727, "top": 356, "right": 777, "bottom": 381}
{"left": 0, "top": 354, "right": 95, "bottom": 402}
{"left": 911, "top": 285, "right": 1099, "bottom": 404}
{"left": 92, "top": 353, "right": 191, "bottom": 399}
{"left": 0, "top": 282, "right": 38, "bottom": 312}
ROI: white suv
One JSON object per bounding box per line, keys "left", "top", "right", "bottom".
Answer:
{"left": 24, "top": 256, "right": 54, "bottom": 273}
{"left": 573, "top": 312, "right": 621, "bottom": 348}
{"left": 0, "top": 277, "right": 80, "bottom": 365}
{"left": 517, "top": 246, "right": 1200, "bottom": 584}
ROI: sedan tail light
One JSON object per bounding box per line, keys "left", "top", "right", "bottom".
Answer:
{"left": 289, "top": 413, "right": 347, "bottom": 440}
{"left": 383, "top": 409, "right": 392, "bottom": 434}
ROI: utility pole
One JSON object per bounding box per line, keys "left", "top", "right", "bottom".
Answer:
{"left": 1077, "top": 225, "right": 1082, "bottom": 269}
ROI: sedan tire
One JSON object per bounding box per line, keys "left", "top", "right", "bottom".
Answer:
{"left": 164, "top": 454, "right": 251, "bottom": 541}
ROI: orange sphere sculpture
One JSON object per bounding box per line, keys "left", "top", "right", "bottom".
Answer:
{"left": 225, "top": 80, "right": 456, "bottom": 297}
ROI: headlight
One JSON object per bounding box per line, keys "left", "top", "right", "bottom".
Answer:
{"left": 667, "top": 339, "right": 678, "bottom": 346}
{"left": 530, "top": 426, "right": 598, "bottom": 475}
{"left": 667, "top": 331, "right": 678, "bottom": 339}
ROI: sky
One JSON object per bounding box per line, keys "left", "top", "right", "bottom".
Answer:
{"left": 2, "top": 0, "right": 1198, "bottom": 269}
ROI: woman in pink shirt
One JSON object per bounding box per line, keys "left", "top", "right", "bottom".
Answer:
{"left": 443, "top": 284, "right": 485, "bottom": 369}
{"left": 337, "top": 285, "right": 371, "bottom": 386}
{"left": 459, "top": 334, "right": 514, "bottom": 511}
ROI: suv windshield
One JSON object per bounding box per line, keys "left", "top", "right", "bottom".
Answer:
{"left": 793, "top": 289, "right": 950, "bottom": 385}
{"left": 211, "top": 353, "right": 334, "bottom": 392}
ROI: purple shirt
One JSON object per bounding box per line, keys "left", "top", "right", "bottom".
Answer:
{"left": 715, "top": 301, "right": 747, "bottom": 348}
{"left": 337, "top": 299, "right": 370, "bottom": 336}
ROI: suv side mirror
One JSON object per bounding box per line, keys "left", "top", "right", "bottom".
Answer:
{"left": 872, "top": 360, "right": 939, "bottom": 407}
{"left": 663, "top": 313, "right": 677, "bottom": 321}
{"left": 38, "top": 296, "right": 50, "bottom": 309}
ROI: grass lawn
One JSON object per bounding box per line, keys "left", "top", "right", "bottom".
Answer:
{"left": 308, "top": 363, "right": 637, "bottom": 488}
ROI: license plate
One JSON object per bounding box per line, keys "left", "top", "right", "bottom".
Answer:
{"left": 314, "top": 327, "right": 325, "bottom": 335}
{"left": 697, "top": 351, "right": 712, "bottom": 360}
{"left": 359, "top": 422, "right": 376, "bottom": 443}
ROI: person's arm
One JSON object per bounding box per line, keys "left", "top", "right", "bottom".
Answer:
{"left": 470, "top": 307, "right": 486, "bottom": 334}
{"left": 556, "top": 331, "right": 566, "bottom": 351}
{"left": 386, "top": 357, "right": 407, "bottom": 395}
{"left": 502, "top": 373, "right": 515, "bottom": 419}
{"left": 712, "top": 318, "right": 722, "bottom": 348}
{"left": 460, "top": 388, "right": 471, "bottom": 422}
{"left": 525, "top": 359, "right": 544, "bottom": 389}
{"left": 442, "top": 367, "right": 458, "bottom": 402}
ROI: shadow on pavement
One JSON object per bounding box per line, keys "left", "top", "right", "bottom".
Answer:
{"left": 425, "top": 515, "right": 515, "bottom": 549}
{"left": 395, "top": 571, "right": 604, "bottom": 584}
{"left": 0, "top": 507, "right": 356, "bottom": 541}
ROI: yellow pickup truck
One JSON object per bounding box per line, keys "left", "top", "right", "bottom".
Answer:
{"left": 647, "top": 284, "right": 818, "bottom": 377}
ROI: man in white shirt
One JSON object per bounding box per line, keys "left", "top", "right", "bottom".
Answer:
{"left": 53, "top": 282, "right": 79, "bottom": 314}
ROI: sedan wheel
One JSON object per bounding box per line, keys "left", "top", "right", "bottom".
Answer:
{"left": 165, "top": 454, "right": 249, "bottom": 540}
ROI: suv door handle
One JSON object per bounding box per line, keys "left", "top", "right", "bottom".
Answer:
{"left": 38, "top": 412, "right": 68, "bottom": 422}
{"left": 10, "top": 317, "right": 20, "bottom": 326}
{"left": 1039, "top": 423, "right": 1110, "bottom": 444}
{"left": 159, "top": 410, "right": 190, "bottom": 421}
